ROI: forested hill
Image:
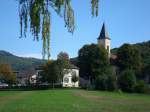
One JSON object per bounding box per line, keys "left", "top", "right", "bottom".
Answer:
{"left": 111, "top": 40, "right": 150, "bottom": 66}
{"left": 0, "top": 50, "right": 46, "bottom": 71}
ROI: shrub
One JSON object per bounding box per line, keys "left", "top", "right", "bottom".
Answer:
{"left": 134, "top": 80, "right": 149, "bottom": 93}
{"left": 95, "top": 75, "right": 108, "bottom": 90}
{"left": 118, "top": 69, "right": 136, "bottom": 92}
{"left": 107, "top": 74, "right": 117, "bottom": 91}
{"left": 95, "top": 74, "right": 117, "bottom": 91}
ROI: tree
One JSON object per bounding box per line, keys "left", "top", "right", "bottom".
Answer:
{"left": 107, "top": 74, "right": 117, "bottom": 91}
{"left": 95, "top": 67, "right": 117, "bottom": 91}
{"left": 135, "top": 41, "right": 150, "bottom": 67}
{"left": 117, "top": 44, "right": 142, "bottom": 72}
{"left": 134, "top": 80, "right": 149, "bottom": 93}
{"left": 95, "top": 74, "right": 108, "bottom": 90}
{"left": 56, "top": 59, "right": 70, "bottom": 82}
{"left": 57, "top": 52, "right": 70, "bottom": 80}
{"left": 0, "top": 64, "right": 16, "bottom": 85}
{"left": 78, "top": 44, "right": 110, "bottom": 84}
{"left": 71, "top": 71, "right": 79, "bottom": 87}
{"left": 18, "top": 0, "right": 100, "bottom": 59}
{"left": 118, "top": 69, "right": 136, "bottom": 92}
{"left": 41, "top": 61, "right": 60, "bottom": 88}
{"left": 142, "top": 64, "right": 150, "bottom": 83}
{"left": 57, "top": 52, "right": 69, "bottom": 60}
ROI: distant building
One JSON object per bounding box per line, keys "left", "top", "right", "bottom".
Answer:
{"left": 97, "top": 23, "right": 111, "bottom": 56}
{"left": 63, "top": 64, "right": 79, "bottom": 88}
{"left": 30, "top": 67, "right": 43, "bottom": 84}
{"left": 16, "top": 69, "right": 36, "bottom": 86}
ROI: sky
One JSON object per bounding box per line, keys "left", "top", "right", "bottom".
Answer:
{"left": 0, "top": 0, "right": 150, "bottom": 59}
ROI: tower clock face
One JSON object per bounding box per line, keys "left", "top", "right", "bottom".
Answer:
{"left": 64, "top": 77, "right": 69, "bottom": 83}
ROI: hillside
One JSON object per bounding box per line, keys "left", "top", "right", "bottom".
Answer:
{"left": 0, "top": 50, "right": 46, "bottom": 71}
{"left": 111, "top": 40, "right": 150, "bottom": 66}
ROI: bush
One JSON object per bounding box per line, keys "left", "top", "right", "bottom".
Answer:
{"left": 107, "top": 74, "right": 117, "bottom": 91}
{"left": 134, "top": 80, "right": 149, "bottom": 93}
{"left": 95, "top": 75, "right": 108, "bottom": 90}
{"left": 95, "top": 74, "right": 117, "bottom": 91}
{"left": 118, "top": 69, "right": 136, "bottom": 92}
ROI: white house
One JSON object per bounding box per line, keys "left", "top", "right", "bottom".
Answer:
{"left": 63, "top": 65, "right": 79, "bottom": 87}
{"left": 29, "top": 68, "right": 42, "bottom": 84}
{"left": 30, "top": 74, "right": 37, "bottom": 84}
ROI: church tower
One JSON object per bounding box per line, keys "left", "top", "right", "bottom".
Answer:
{"left": 97, "top": 23, "right": 111, "bottom": 56}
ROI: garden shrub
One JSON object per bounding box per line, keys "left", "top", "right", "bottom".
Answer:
{"left": 134, "top": 80, "right": 149, "bottom": 93}
{"left": 118, "top": 69, "right": 136, "bottom": 92}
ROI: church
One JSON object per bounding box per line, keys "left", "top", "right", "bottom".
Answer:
{"left": 97, "top": 23, "right": 111, "bottom": 56}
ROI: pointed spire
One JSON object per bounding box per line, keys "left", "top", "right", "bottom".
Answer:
{"left": 98, "top": 23, "right": 110, "bottom": 40}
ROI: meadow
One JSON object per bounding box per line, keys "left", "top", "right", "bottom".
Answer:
{"left": 0, "top": 89, "right": 150, "bottom": 112}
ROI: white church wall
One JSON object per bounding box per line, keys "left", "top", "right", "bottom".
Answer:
{"left": 105, "top": 39, "right": 111, "bottom": 55}
{"left": 98, "top": 39, "right": 111, "bottom": 56}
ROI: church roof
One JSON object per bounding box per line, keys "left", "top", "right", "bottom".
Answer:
{"left": 98, "top": 23, "right": 111, "bottom": 40}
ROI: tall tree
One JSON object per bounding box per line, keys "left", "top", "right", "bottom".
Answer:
{"left": 78, "top": 44, "right": 109, "bottom": 83}
{"left": 18, "top": 0, "right": 100, "bottom": 59}
{"left": 117, "top": 44, "right": 142, "bottom": 72}
{"left": 142, "top": 64, "right": 150, "bottom": 83}
{"left": 41, "top": 61, "right": 60, "bottom": 88}
{"left": 57, "top": 52, "right": 70, "bottom": 80}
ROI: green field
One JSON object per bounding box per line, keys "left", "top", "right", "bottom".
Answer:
{"left": 0, "top": 89, "right": 150, "bottom": 112}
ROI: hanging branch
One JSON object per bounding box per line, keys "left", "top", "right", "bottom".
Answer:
{"left": 91, "top": 0, "right": 99, "bottom": 17}
{"left": 18, "top": 0, "right": 99, "bottom": 59}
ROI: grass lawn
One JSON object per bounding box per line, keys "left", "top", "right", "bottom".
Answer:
{"left": 0, "top": 89, "right": 150, "bottom": 112}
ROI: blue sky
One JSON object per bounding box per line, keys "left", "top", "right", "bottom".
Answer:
{"left": 0, "top": 0, "right": 150, "bottom": 59}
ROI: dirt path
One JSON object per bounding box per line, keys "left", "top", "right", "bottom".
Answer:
{"left": 72, "top": 90, "right": 150, "bottom": 105}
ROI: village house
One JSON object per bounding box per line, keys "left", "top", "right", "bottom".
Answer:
{"left": 62, "top": 64, "right": 79, "bottom": 87}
